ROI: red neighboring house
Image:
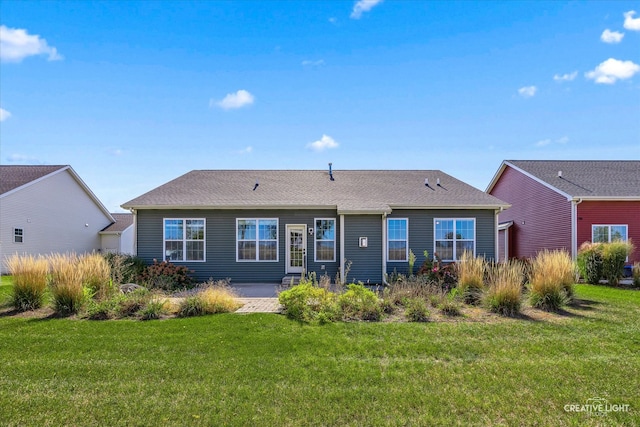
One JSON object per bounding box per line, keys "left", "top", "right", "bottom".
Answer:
{"left": 486, "top": 160, "right": 640, "bottom": 264}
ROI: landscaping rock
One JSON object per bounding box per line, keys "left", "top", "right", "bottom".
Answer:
{"left": 120, "top": 283, "right": 144, "bottom": 294}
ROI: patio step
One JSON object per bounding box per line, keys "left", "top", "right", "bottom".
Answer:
{"left": 281, "top": 275, "right": 302, "bottom": 286}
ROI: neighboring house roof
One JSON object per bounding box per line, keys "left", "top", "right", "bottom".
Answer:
{"left": 487, "top": 160, "right": 640, "bottom": 200}
{"left": 100, "top": 213, "right": 134, "bottom": 234}
{"left": 122, "top": 170, "right": 509, "bottom": 214}
{"left": 0, "top": 164, "right": 115, "bottom": 221}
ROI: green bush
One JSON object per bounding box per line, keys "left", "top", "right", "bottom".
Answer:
{"left": 602, "top": 241, "right": 634, "bottom": 286}
{"left": 116, "top": 288, "right": 152, "bottom": 317}
{"left": 103, "top": 252, "right": 147, "bottom": 285}
{"left": 404, "top": 298, "right": 430, "bottom": 322}
{"left": 85, "top": 297, "right": 121, "bottom": 320}
{"left": 278, "top": 281, "right": 339, "bottom": 323}
{"left": 140, "top": 299, "right": 169, "bottom": 320}
{"left": 438, "top": 289, "right": 462, "bottom": 316}
{"left": 338, "top": 283, "right": 383, "bottom": 321}
{"left": 139, "top": 260, "right": 195, "bottom": 291}
{"left": 577, "top": 242, "right": 603, "bottom": 285}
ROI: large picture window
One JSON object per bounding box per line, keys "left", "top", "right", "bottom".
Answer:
{"left": 434, "top": 218, "right": 475, "bottom": 261}
{"left": 237, "top": 219, "right": 278, "bottom": 261}
{"left": 164, "top": 219, "right": 205, "bottom": 262}
{"left": 387, "top": 218, "right": 408, "bottom": 262}
{"left": 315, "top": 218, "right": 336, "bottom": 262}
{"left": 592, "top": 225, "right": 628, "bottom": 243}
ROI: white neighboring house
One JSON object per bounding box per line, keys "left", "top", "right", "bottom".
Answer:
{"left": 0, "top": 165, "right": 116, "bottom": 274}
{"left": 99, "top": 213, "right": 134, "bottom": 255}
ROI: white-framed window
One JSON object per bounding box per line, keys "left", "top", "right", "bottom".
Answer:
{"left": 592, "top": 225, "right": 628, "bottom": 243}
{"left": 14, "top": 228, "right": 23, "bottom": 243}
{"left": 237, "top": 218, "right": 278, "bottom": 262}
{"left": 387, "top": 218, "right": 408, "bottom": 262}
{"left": 434, "top": 218, "right": 476, "bottom": 261}
{"left": 163, "top": 218, "right": 205, "bottom": 262}
{"left": 315, "top": 218, "right": 336, "bottom": 262}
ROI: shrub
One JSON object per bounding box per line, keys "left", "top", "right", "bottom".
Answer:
{"left": 49, "top": 254, "right": 87, "bottom": 315}
{"left": 85, "top": 297, "right": 121, "bottom": 320}
{"left": 577, "top": 242, "right": 603, "bottom": 285}
{"left": 103, "top": 252, "right": 146, "bottom": 285}
{"left": 140, "top": 298, "right": 169, "bottom": 320}
{"left": 139, "top": 260, "right": 195, "bottom": 291}
{"left": 78, "top": 253, "right": 114, "bottom": 301}
{"left": 456, "top": 251, "right": 486, "bottom": 305}
{"left": 6, "top": 254, "right": 49, "bottom": 311}
{"left": 384, "top": 274, "right": 444, "bottom": 307}
{"left": 116, "top": 287, "right": 151, "bottom": 317}
{"left": 485, "top": 261, "right": 523, "bottom": 317}
{"left": 278, "top": 280, "right": 339, "bottom": 323}
{"left": 338, "top": 283, "right": 383, "bottom": 321}
{"left": 529, "top": 250, "right": 574, "bottom": 311}
{"left": 633, "top": 262, "right": 640, "bottom": 287}
{"left": 601, "top": 240, "right": 634, "bottom": 286}
{"left": 404, "top": 298, "right": 430, "bottom": 322}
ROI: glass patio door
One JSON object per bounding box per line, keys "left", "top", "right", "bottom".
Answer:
{"left": 286, "top": 225, "right": 306, "bottom": 274}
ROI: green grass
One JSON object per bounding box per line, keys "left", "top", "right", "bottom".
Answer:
{"left": 0, "top": 281, "right": 638, "bottom": 426}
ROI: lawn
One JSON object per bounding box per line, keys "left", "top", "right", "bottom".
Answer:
{"left": 0, "top": 282, "right": 638, "bottom": 426}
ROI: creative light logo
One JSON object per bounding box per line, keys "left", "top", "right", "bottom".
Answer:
{"left": 564, "top": 397, "right": 631, "bottom": 417}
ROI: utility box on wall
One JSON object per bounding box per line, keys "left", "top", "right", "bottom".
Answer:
{"left": 359, "top": 237, "right": 368, "bottom": 248}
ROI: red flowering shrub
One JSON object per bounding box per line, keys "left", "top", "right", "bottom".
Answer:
{"left": 138, "top": 260, "right": 195, "bottom": 291}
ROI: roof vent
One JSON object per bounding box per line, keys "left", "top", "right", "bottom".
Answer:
{"left": 558, "top": 170, "right": 563, "bottom": 178}
{"left": 328, "top": 163, "right": 335, "bottom": 181}
{"left": 424, "top": 178, "right": 429, "bottom": 186}
{"left": 253, "top": 179, "right": 259, "bottom": 191}
{"left": 436, "top": 178, "right": 441, "bottom": 186}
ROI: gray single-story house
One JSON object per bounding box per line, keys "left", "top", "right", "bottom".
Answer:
{"left": 121, "top": 168, "right": 510, "bottom": 284}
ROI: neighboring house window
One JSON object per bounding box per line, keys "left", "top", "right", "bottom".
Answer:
{"left": 315, "top": 218, "right": 336, "bottom": 262}
{"left": 434, "top": 219, "right": 475, "bottom": 261}
{"left": 592, "top": 225, "right": 628, "bottom": 243}
{"left": 14, "top": 228, "right": 24, "bottom": 243}
{"left": 237, "top": 219, "right": 278, "bottom": 261}
{"left": 387, "top": 218, "right": 408, "bottom": 262}
{"left": 164, "top": 219, "right": 205, "bottom": 262}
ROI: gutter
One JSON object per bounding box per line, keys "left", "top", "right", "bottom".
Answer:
{"left": 570, "top": 198, "right": 582, "bottom": 261}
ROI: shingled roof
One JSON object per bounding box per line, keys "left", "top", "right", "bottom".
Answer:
{"left": 122, "top": 170, "right": 509, "bottom": 213}
{"left": 100, "top": 213, "right": 134, "bottom": 233}
{"left": 0, "top": 165, "right": 68, "bottom": 195}
{"left": 487, "top": 160, "right": 640, "bottom": 199}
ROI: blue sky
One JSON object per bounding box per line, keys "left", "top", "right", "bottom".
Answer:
{"left": 1, "top": 0, "right": 639, "bottom": 212}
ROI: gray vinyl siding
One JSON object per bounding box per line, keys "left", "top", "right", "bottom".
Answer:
{"left": 343, "top": 215, "right": 383, "bottom": 284}
{"left": 136, "top": 209, "right": 340, "bottom": 283}
{"left": 386, "top": 209, "right": 497, "bottom": 276}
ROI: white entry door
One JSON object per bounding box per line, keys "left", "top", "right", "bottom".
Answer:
{"left": 286, "top": 225, "right": 307, "bottom": 274}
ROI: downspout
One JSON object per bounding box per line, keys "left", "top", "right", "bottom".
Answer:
{"left": 382, "top": 213, "right": 389, "bottom": 285}
{"left": 130, "top": 208, "right": 137, "bottom": 256}
{"left": 340, "top": 214, "right": 345, "bottom": 284}
{"left": 495, "top": 208, "right": 501, "bottom": 262}
{"left": 570, "top": 198, "right": 582, "bottom": 261}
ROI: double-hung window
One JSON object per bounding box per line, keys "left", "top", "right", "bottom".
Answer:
{"left": 592, "top": 225, "right": 628, "bottom": 243}
{"left": 14, "top": 228, "right": 23, "bottom": 243}
{"left": 237, "top": 219, "right": 278, "bottom": 261}
{"left": 434, "top": 218, "right": 475, "bottom": 261}
{"left": 315, "top": 218, "right": 336, "bottom": 262}
{"left": 164, "top": 219, "right": 205, "bottom": 262}
{"left": 387, "top": 218, "right": 408, "bottom": 262}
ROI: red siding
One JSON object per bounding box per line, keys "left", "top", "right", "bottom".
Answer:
{"left": 490, "top": 166, "right": 571, "bottom": 259}
{"left": 577, "top": 201, "right": 640, "bottom": 263}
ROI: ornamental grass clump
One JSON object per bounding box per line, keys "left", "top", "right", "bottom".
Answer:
{"left": 485, "top": 261, "right": 524, "bottom": 317}
{"left": 49, "top": 253, "right": 86, "bottom": 315}
{"left": 78, "top": 253, "right": 114, "bottom": 301}
{"left": 601, "top": 240, "right": 635, "bottom": 286}
{"left": 529, "top": 249, "right": 575, "bottom": 311}
{"left": 456, "top": 251, "right": 486, "bottom": 305}
{"left": 404, "top": 297, "right": 430, "bottom": 322}
{"left": 577, "top": 242, "right": 603, "bottom": 285}
{"left": 177, "top": 281, "right": 241, "bottom": 317}
{"left": 6, "top": 254, "right": 49, "bottom": 311}
{"left": 633, "top": 262, "right": 640, "bottom": 287}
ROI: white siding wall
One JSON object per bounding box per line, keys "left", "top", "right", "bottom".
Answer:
{"left": 100, "top": 226, "right": 134, "bottom": 255}
{"left": 0, "top": 170, "right": 113, "bottom": 273}
{"left": 120, "top": 225, "right": 134, "bottom": 254}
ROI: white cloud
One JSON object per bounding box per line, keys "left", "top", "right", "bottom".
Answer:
{"left": 534, "top": 136, "right": 569, "bottom": 148}
{"left": 534, "top": 139, "right": 551, "bottom": 147}
{"left": 585, "top": 58, "right": 640, "bottom": 84}
{"left": 307, "top": 135, "right": 339, "bottom": 152}
{"left": 0, "top": 25, "right": 62, "bottom": 63}
{"left": 0, "top": 107, "right": 11, "bottom": 122}
{"left": 6, "top": 153, "right": 43, "bottom": 163}
{"left": 600, "top": 29, "right": 624, "bottom": 43}
{"left": 624, "top": 10, "right": 640, "bottom": 31}
{"left": 328, "top": 17, "right": 338, "bottom": 25}
{"left": 350, "top": 0, "right": 383, "bottom": 19}
{"left": 237, "top": 146, "right": 253, "bottom": 154}
{"left": 302, "top": 59, "right": 325, "bottom": 67}
{"left": 212, "top": 89, "right": 255, "bottom": 110}
{"left": 518, "top": 86, "right": 537, "bottom": 98}
{"left": 553, "top": 71, "right": 578, "bottom": 82}
{"left": 556, "top": 136, "right": 569, "bottom": 144}
{"left": 108, "top": 148, "right": 123, "bottom": 156}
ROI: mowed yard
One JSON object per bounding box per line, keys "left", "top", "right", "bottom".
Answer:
{"left": 0, "top": 277, "right": 638, "bottom": 426}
